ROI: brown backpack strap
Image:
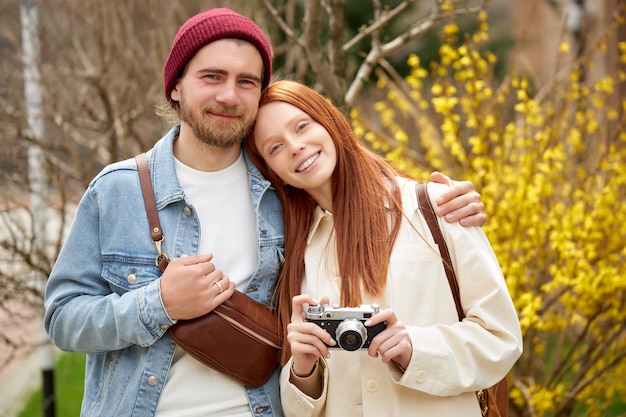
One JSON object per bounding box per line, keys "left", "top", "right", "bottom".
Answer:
{"left": 135, "top": 152, "right": 169, "bottom": 272}
{"left": 416, "top": 182, "right": 464, "bottom": 321}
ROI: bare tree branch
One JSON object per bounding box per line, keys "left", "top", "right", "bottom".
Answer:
{"left": 346, "top": 1, "right": 488, "bottom": 106}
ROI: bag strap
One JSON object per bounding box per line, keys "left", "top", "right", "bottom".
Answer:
{"left": 135, "top": 152, "right": 169, "bottom": 272}
{"left": 417, "top": 182, "right": 505, "bottom": 417}
{"left": 416, "top": 182, "right": 464, "bottom": 321}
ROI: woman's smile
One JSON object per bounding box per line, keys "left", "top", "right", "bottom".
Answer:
{"left": 253, "top": 100, "right": 337, "bottom": 210}
{"left": 297, "top": 152, "right": 320, "bottom": 172}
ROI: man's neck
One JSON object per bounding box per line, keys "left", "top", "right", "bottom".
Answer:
{"left": 173, "top": 127, "right": 243, "bottom": 172}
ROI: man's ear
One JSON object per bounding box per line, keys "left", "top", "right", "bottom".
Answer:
{"left": 171, "top": 82, "right": 181, "bottom": 102}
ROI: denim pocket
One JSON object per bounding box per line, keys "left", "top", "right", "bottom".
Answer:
{"left": 102, "top": 257, "right": 161, "bottom": 295}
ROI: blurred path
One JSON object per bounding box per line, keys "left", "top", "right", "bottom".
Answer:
{"left": 0, "top": 306, "right": 44, "bottom": 417}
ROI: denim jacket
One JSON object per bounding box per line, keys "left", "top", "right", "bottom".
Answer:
{"left": 44, "top": 125, "right": 285, "bottom": 417}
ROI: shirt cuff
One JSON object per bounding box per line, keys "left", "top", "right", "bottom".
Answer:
{"left": 290, "top": 361, "right": 323, "bottom": 399}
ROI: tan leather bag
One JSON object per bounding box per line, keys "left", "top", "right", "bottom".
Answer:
{"left": 169, "top": 290, "right": 282, "bottom": 388}
{"left": 416, "top": 182, "right": 509, "bottom": 417}
{"left": 136, "top": 153, "right": 282, "bottom": 388}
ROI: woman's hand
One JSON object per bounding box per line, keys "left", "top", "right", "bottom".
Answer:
{"left": 288, "top": 295, "right": 333, "bottom": 377}
{"left": 366, "top": 308, "right": 413, "bottom": 371}
{"left": 430, "top": 171, "right": 486, "bottom": 227}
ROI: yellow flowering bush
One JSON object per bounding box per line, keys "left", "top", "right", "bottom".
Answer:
{"left": 352, "top": 6, "right": 626, "bottom": 417}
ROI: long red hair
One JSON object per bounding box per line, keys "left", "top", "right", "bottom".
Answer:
{"left": 245, "top": 80, "right": 408, "bottom": 364}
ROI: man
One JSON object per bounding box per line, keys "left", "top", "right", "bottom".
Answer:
{"left": 44, "top": 8, "right": 486, "bottom": 417}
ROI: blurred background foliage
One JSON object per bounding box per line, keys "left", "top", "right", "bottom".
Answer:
{"left": 351, "top": 7, "right": 626, "bottom": 416}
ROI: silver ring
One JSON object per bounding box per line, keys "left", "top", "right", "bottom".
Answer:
{"left": 214, "top": 281, "right": 223, "bottom": 294}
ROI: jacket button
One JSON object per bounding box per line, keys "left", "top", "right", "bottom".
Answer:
{"left": 415, "top": 370, "right": 427, "bottom": 383}
{"left": 127, "top": 273, "right": 137, "bottom": 284}
{"left": 366, "top": 379, "right": 378, "bottom": 392}
{"left": 183, "top": 207, "right": 192, "bottom": 216}
{"left": 148, "top": 375, "right": 158, "bottom": 385}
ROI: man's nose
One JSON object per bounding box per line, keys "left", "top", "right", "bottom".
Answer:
{"left": 215, "top": 81, "right": 239, "bottom": 105}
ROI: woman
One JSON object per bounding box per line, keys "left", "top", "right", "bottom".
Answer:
{"left": 245, "top": 80, "right": 522, "bottom": 417}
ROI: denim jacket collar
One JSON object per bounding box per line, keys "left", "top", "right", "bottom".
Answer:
{"left": 145, "top": 124, "right": 273, "bottom": 212}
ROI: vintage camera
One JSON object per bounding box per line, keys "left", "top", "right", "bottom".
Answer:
{"left": 305, "top": 304, "right": 387, "bottom": 351}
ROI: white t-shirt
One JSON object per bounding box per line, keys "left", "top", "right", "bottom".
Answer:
{"left": 156, "top": 151, "right": 257, "bottom": 417}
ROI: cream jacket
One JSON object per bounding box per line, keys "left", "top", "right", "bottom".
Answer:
{"left": 279, "top": 179, "right": 523, "bottom": 417}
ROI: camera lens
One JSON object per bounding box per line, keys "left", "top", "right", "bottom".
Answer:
{"left": 336, "top": 319, "right": 367, "bottom": 351}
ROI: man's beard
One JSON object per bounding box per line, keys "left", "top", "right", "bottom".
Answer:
{"left": 178, "top": 95, "right": 253, "bottom": 149}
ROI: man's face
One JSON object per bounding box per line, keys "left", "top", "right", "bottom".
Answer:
{"left": 171, "top": 39, "right": 264, "bottom": 149}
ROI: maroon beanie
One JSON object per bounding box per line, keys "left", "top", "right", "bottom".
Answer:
{"left": 163, "top": 8, "right": 272, "bottom": 106}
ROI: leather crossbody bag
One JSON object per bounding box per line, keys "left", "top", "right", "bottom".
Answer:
{"left": 416, "top": 182, "right": 509, "bottom": 417}
{"left": 135, "top": 152, "right": 282, "bottom": 388}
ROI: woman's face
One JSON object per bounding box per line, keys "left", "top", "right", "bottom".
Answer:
{"left": 253, "top": 101, "right": 337, "bottom": 205}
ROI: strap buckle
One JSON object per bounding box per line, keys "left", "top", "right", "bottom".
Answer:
{"left": 153, "top": 237, "right": 169, "bottom": 267}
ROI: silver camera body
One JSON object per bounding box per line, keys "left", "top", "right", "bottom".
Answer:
{"left": 305, "top": 304, "right": 387, "bottom": 351}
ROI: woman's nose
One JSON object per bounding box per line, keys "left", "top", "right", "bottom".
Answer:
{"left": 289, "top": 140, "right": 305, "bottom": 156}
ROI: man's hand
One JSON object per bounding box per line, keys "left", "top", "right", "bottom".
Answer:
{"left": 159, "top": 253, "right": 235, "bottom": 320}
{"left": 430, "top": 171, "right": 486, "bottom": 227}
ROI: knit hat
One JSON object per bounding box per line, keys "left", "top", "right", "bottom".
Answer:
{"left": 163, "top": 8, "right": 272, "bottom": 106}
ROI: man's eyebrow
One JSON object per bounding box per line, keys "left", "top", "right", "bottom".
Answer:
{"left": 196, "top": 68, "right": 262, "bottom": 83}
{"left": 196, "top": 67, "right": 227, "bottom": 76}
{"left": 239, "top": 72, "right": 263, "bottom": 83}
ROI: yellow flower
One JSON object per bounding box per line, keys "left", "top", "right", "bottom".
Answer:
{"left": 440, "top": 1, "right": 454, "bottom": 12}
{"left": 484, "top": 114, "right": 495, "bottom": 128}
{"left": 443, "top": 23, "right": 459, "bottom": 35}
{"left": 414, "top": 68, "right": 429, "bottom": 78}
{"left": 394, "top": 130, "right": 408, "bottom": 143}
{"left": 432, "top": 97, "right": 459, "bottom": 114}
{"left": 407, "top": 53, "right": 420, "bottom": 68}
{"left": 431, "top": 83, "right": 444, "bottom": 96}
